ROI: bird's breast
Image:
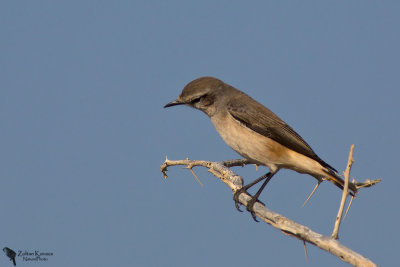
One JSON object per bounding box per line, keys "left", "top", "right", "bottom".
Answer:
{"left": 210, "top": 112, "right": 288, "bottom": 170}
{"left": 210, "top": 112, "right": 325, "bottom": 176}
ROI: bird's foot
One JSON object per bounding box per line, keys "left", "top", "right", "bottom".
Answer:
{"left": 234, "top": 188, "right": 264, "bottom": 222}
{"left": 245, "top": 196, "right": 263, "bottom": 222}
{"left": 233, "top": 188, "right": 247, "bottom": 212}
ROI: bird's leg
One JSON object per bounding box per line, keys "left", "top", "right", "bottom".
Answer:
{"left": 233, "top": 172, "right": 271, "bottom": 212}
{"left": 246, "top": 171, "right": 277, "bottom": 222}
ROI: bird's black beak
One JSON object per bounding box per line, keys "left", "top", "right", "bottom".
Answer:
{"left": 164, "top": 99, "right": 184, "bottom": 108}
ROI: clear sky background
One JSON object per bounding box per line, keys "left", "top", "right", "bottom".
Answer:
{"left": 1, "top": 1, "right": 399, "bottom": 266}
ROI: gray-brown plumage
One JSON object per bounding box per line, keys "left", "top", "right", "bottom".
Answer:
{"left": 165, "top": 76, "right": 357, "bottom": 218}
{"left": 226, "top": 89, "right": 336, "bottom": 171}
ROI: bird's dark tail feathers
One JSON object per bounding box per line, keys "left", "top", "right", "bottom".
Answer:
{"left": 322, "top": 168, "right": 358, "bottom": 196}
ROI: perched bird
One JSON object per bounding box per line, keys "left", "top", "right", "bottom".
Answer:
{"left": 164, "top": 77, "right": 357, "bottom": 219}
{"left": 3, "top": 247, "right": 16, "bottom": 266}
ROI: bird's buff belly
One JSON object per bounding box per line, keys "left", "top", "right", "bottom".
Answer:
{"left": 211, "top": 113, "right": 320, "bottom": 175}
{"left": 211, "top": 114, "right": 289, "bottom": 170}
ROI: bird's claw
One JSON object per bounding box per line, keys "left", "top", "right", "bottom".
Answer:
{"left": 233, "top": 188, "right": 247, "bottom": 212}
{"left": 234, "top": 188, "right": 264, "bottom": 222}
{"left": 246, "top": 197, "right": 260, "bottom": 222}
{"left": 235, "top": 202, "right": 243, "bottom": 212}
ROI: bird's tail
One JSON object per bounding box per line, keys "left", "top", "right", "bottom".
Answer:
{"left": 12, "top": 258, "right": 16, "bottom": 266}
{"left": 322, "top": 168, "right": 358, "bottom": 196}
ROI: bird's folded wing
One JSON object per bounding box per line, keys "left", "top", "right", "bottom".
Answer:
{"left": 227, "top": 96, "right": 336, "bottom": 172}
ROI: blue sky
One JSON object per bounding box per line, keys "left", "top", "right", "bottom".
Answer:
{"left": 1, "top": 1, "right": 398, "bottom": 266}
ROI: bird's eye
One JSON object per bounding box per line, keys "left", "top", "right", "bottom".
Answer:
{"left": 191, "top": 97, "right": 202, "bottom": 104}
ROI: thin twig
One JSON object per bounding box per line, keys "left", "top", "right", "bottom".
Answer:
{"left": 187, "top": 167, "right": 204, "bottom": 186}
{"left": 303, "top": 241, "right": 309, "bottom": 261}
{"left": 332, "top": 145, "right": 354, "bottom": 239}
{"left": 302, "top": 181, "right": 321, "bottom": 207}
{"left": 344, "top": 195, "right": 354, "bottom": 220}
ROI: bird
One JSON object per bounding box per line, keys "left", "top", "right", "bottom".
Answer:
{"left": 3, "top": 247, "right": 16, "bottom": 266}
{"left": 164, "top": 76, "right": 357, "bottom": 219}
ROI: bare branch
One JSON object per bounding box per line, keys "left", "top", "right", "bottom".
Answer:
{"left": 332, "top": 144, "right": 354, "bottom": 239}
{"left": 160, "top": 153, "right": 380, "bottom": 267}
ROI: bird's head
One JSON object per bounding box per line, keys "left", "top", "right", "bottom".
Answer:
{"left": 164, "top": 76, "right": 226, "bottom": 116}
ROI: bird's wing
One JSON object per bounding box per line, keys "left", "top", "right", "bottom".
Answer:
{"left": 227, "top": 95, "right": 336, "bottom": 172}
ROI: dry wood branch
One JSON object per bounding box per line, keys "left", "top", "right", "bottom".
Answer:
{"left": 160, "top": 155, "right": 380, "bottom": 267}
{"left": 332, "top": 144, "right": 354, "bottom": 239}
